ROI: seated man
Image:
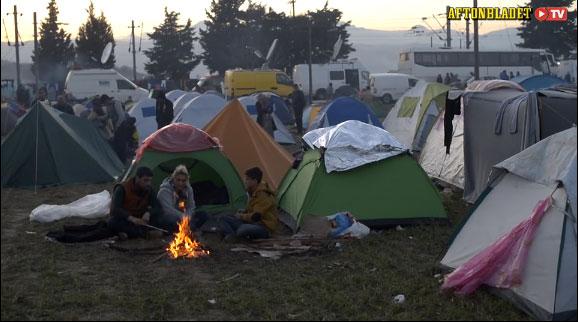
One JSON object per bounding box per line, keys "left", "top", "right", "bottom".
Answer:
{"left": 107, "top": 166, "right": 163, "bottom": 239}
{"left": 156, "top": 165, "right": 208, "bottom": 233}
{"left": 220, "top": 167, "right": 279, "bottom": 240}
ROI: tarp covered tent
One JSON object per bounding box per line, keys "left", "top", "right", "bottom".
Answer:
{"left": 128, "top": 97, "right": 157, "bottom": 144}
{"left": 440, "top": 127, "right": 577, "bottom": 321}
{"left": 166, "top": 89, "right": 186, "bottom": 103}
{"left": 277, "top": 121, "right": 447, "bottom": 230}
{"left": 203, "top": 99, "right": 293, "bottom": 190}
{"left": 2, "top": 103, "right": 124, "bottom": 188}
{"left": 463, "top": 87, "right": 577, "bottom": 203}
{"left": 172, "top": 92, "right": 200, "bottom": 117}
{"left": 237, "top": 95, "right": 296, "bottom": 145}
{"left": 511, "top": 74, "right": 569, "bottom": 91}
{"left": 173, "top": 93, "right": 226, "bottom": 129}
{"left": 123, "top": 123, "right": 247, "bottom": 213}
{"left": 308, "top": 96, "right": 382, "bottom": 131}
{"left": 382, "top": 81, "right": 450, "bottom": 152}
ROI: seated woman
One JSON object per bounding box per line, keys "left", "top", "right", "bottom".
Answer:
{"left": 155, "top": 165, "right": 207, "bottom": 233}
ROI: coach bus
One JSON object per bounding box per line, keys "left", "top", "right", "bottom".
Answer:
{"left": 397, "top": 48, "right": 559, "bottom": 82}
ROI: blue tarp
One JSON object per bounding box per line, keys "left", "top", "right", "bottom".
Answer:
{"left": 510, "top": 74, "right": 568, "bottom": 91}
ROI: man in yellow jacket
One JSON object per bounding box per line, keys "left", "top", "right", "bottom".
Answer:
{"left": 220, "top": 167, "right": 279, "bottom": 240}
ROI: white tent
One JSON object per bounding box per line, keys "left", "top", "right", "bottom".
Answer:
{"left": 172, "top": 92, "right": 201, "bottom": 117}
{"left": 173, "top": 93, "right": 226, "bottom": 129}
{"left": 166, "top": 89, "right": 186, "bottom": 103}
{"left": 418, "top": 101, "right": 465, "bottom": 188}
{"left": 237, "top": 96, "right": 296, "bottom": 145}
{"left": 441, "top": 127, "right": 577, "bottom": 321}
{"left": 128, "top": 97, "right": 157, "bottom": 143}
{"left": 382, "top": 81, "right": 449, "bottom": 152}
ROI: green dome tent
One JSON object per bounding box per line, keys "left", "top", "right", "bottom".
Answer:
{"left": 277, "top": 121, "right": 447, "bottom": 229}
{"left": 1, "top": 102, "right": 124, "bottom": 188}
{"left": 122, "top": 123, "right": 247, "bottom": 214}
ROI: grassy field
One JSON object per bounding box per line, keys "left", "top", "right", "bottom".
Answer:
{"left": 1, "top": 183, "right": 530, "bottom": 321}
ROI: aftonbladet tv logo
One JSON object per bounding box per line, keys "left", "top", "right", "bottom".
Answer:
{"left": 534, "top": 7, "right": 568, "bottom": 22}
{"left": 447, "top": 6, "right": 568, "bottom": 22}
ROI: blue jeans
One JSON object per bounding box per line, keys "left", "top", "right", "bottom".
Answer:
{"left": 152, "top": 211, "right": 208, "bottom": 234}
{"left": 219, "top": 215, "right": 270, "bottom": 240}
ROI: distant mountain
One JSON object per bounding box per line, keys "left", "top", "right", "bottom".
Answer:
{"left": 1, "top": 24, "right": 523, "bottom": 79}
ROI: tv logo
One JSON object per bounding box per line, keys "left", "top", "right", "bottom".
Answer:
{"left": 534, "top": 7, "right": 568, "bottom": 21}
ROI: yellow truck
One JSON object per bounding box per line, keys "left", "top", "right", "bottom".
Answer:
{"left": 223, "top": 69, "right": 294, "bottom": 98}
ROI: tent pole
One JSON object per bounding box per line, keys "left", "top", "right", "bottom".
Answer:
{"left": 34, "top": 104, "right": 39, "bottom": 193}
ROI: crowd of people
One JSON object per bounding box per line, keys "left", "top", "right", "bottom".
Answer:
{"left": 3, "top": 84, "right": 139, "bottom": 165}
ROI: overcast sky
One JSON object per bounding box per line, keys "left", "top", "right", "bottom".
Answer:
{"left": 1, "top": 0, "right": 573, "bottom": 41}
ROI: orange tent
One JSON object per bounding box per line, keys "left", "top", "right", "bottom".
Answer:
{"left": 203, "top": 99, "right": 294, "bottom": 190}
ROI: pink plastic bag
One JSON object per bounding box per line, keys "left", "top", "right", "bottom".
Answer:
{"left": 441, "top": 196, "right": 553, "bottom": 295}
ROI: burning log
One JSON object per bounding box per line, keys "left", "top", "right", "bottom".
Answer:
{"left": 166, "top": 216, "right": 210, "bottom": 259}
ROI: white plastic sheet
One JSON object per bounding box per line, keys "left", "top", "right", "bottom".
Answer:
{"left": 30, "top": 190, "right": 111, "bottom": 223}
{"left": 303, "top": 120, "right": 407, "bottom": 173}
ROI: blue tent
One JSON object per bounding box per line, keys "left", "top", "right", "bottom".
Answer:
{"left": 510, "top": 74, "right": 568, "bottom": 91}
{"left": 308, "top": 97, "right": 383, "bottom": 131}
{"left": 241, "top": 93, "right": 295, "bottom": 125}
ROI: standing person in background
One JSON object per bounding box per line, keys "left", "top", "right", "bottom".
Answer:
{"left": 155, "top": 89, "right": 173, "bottom": 130}
{"left": 31, "top": 86, "right": 49, "bottom": 107}
{"left": 326, "top": 83, "right": 334, "bottom": 100}
{"left": 52, "top": 95, "right": 74, "bottom": 115}
{"left": 509, "top": 71, "right": 515, "bottom": 80}
{"left": 255, "top": 94, "right": 275, "bottom": 138}
{"left": 436, "top": 74, "right": 443, "bottom": 83}
{"left": 290, "top": 84, "right": 306, "bottom": 135}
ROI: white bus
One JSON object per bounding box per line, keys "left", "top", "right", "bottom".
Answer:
{"left": 397, "top": 48, "right": 559, "bottom": 82}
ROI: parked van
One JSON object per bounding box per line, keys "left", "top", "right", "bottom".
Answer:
{"left": 293, "top": 59, "right": 370, "bottom": 99}
{"left": 370, "top": 73, "right": 419, "bottom": 104}
{"left": 65, "top": 69, "right": 148, "bottom": 103}
{"left": 223, "top": 69, "right": 294, "bottom": 98}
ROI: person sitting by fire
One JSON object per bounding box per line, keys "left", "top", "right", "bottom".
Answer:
{"left": 156, "top": 165, "right": 208, "bottom": 234}
{"left": 219, "top": 167, "right": 279, "bottom": 241}
{"left": 108, "top": 166, "right": 163, "bottom": 240}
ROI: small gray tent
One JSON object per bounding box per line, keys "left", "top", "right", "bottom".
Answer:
{"left": 441, "top": 127, "right": 577, "bottom": 321}
{"left": 463, "top": 87, "right": 576, "bottom": 202}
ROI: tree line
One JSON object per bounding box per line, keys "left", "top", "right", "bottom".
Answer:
{"left": 31, "top": 0, "right": 577, "bottom": 87}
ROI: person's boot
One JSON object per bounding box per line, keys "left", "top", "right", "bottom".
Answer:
{"left": 146, "top": 230, "right": 163, "bottom": 240}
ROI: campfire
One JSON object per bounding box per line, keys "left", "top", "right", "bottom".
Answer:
{"left": 166, "top": 216, "right": 210, "bottom": 259}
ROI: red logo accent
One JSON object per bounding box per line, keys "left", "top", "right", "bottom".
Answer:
{"left": 535, "top": 7, "right": 568, "bottom": 22}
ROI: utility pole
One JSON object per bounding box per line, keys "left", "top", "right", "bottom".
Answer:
{"left": 130, "top": 20, "right": 137, "bottom": 82}
{"left": 289, "top": 0, "right": 296, "bottom": 17}
{"left": 33, "top": 12, "right": 39, "bottom": 91}
{"left": 446, "top": 6, "right": 451, "bottom": 48}
{"left": 473, "top": 0, "right": 479, "bottom": 80}
{"left": 12, "top": 5, "right": 21, "bottom": 87}
{"left": 308, "top": 19, "right": 313, "bottom": 104}
{"left": 465, "top": 18, "right": 470, "bottom": 49}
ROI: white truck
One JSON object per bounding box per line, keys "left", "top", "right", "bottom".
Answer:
{"left": 65, "top": 69, "right": 148, "bottom": 103}
{"left": 292, "top": 59, "right": 370, "bottom": 99}
{"left": 369, "top": 73, "right": 420, "bottom": 104}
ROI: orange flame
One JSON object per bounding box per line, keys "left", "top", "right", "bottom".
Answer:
{"left": 166, "top": 216, "right": 209, "bottom": 259}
